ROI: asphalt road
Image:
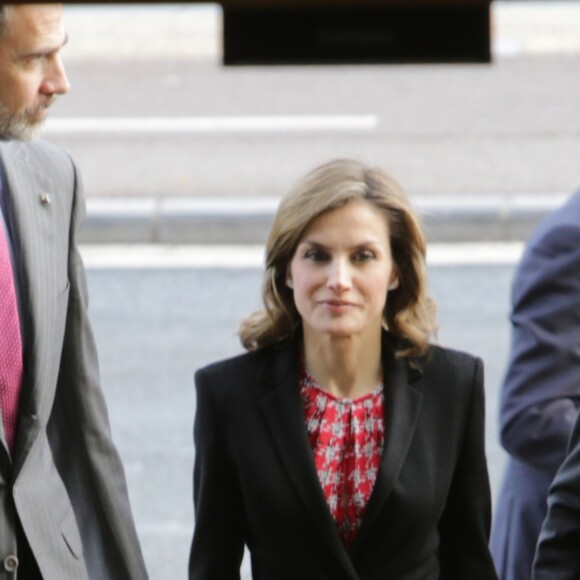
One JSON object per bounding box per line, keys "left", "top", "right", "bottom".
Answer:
{"left": 37, "top": 3, "right": 580, "bottom": 202}
{"left": 47, "top": 55, "right": 580, "bottom": 201}
{"left": 86, "top": 255, "right": 514, "bottom": 579}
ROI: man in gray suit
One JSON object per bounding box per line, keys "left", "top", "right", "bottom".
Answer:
{"left": 490, "top": 187, "right": 580, "bottom": 579}
{"left": 0, "top": 4, "right": 148, "bottom": 578}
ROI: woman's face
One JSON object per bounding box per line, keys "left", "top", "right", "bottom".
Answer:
{"left": 288, "top": 200, "right": 398, "bottom": 342}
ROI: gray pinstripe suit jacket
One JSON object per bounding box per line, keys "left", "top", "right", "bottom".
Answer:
{"left": 0, "top": 140, "right": 148, "bottom": 579}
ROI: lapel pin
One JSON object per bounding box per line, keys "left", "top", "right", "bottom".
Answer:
{"left": 39, "top": 193, "right": 51, "bottom": 206}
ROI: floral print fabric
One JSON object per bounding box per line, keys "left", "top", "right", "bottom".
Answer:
{"left": 301, "top": 369, "right": 385, "bottom": 547}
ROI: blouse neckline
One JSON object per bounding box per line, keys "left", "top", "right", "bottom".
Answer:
{"left": 301, "top": 367, "right": 384, "bottom": 404}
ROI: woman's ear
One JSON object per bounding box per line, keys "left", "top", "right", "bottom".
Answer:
{"left": 388, "top": 276, "right": 399, "bottom": 291}
{"left": 286, "top": 274, "right": 294, "bottom": 289}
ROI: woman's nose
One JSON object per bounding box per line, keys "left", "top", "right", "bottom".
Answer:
{"left": 327, "top": 260, "right": 352, "bottom": 291}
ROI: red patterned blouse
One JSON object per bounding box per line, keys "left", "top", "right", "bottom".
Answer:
{"left": 300, "top": 368, "right": 385, "bottom": 548}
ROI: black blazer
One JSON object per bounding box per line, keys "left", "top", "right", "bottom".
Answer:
{"left": 533, "top": 411, "right": 580, "bottom": 580}
{"left": 189, "top": 331, "right": 497, "bottom": 580}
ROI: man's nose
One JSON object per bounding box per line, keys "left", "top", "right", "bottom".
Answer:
{"left": 41, "top": 57, "right": 70, "bottom": 96}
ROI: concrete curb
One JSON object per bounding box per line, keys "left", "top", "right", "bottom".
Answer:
{"left": 81, "top": 194, "right": 569, "bottom": 244}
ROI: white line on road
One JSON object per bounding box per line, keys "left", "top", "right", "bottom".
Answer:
{"left": 80, "top": 243, "right": 525, "bottom": 269}
{"left": 46, "top": 116, "right": 379, "bottom": 134}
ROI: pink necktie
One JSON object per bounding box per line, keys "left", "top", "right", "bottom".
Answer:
{"left": 0, "top": 211, "right": 23, "bottom": 455}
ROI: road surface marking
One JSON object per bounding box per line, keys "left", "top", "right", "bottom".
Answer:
{"left": 80, "top": 243, "right": 524, "bottom": 269}
{"left": 46, "top": 116, "right": 378, "bottom": 134}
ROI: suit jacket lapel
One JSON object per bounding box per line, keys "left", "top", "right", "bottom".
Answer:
{"left": 259, "top": 337, "right": 361, "bottom": 579}
{"left": 0, "top": 142, "right": 58, "bottom": 469}
{"left": 351, "top": 334, "right": 423, "bottom": 553}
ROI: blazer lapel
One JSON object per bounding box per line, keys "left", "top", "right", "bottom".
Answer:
{"left": 0, "top": 142, "right": 60, "bottom": 469}
{"left": 351, "top": 334, "right": 423, "bottom": 552}
{"left": 259, "top": 337, "right": 361, "bottom": 579}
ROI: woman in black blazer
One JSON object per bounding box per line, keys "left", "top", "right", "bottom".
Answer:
{"left": 189, "top": 159, "right": 498, "bottom": 580}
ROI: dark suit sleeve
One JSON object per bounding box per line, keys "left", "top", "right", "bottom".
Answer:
{"left": 438, "top": 357, "right": 498, "bottom": 579}
{"left": 500, "top": 222, "right": 580, "bottom": 475}
{"left": 48, "top": 157, "right": 148, "bottom": 579}
{"left": 189, "top": 368, "right": 245, "bottom": 580}
{"left": 533, "top": 414, "right": 580, "bottom": 580}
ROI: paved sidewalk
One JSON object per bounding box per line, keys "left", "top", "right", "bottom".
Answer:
{"left": 59, "top": 2, "right": 580, "bottom": 244}
{"left": 81, "top": 192, "right": 570, "bottom": 244}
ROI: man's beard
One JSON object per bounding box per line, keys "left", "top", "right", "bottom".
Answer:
{"left": 0, "top": 97, "right": 56, "bottom": 141}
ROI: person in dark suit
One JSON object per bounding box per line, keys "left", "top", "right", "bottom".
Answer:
{"left": 189, "top": 159, "right": 498, "bottom": 579}
{"left": 490, "top": 189, "right": 580, "bottom": 580}
{"left": 0, "top": 4, "right": 147, "bottom": 578}
{"left": 533, "top": 411, "right": 580, "bottom": 579}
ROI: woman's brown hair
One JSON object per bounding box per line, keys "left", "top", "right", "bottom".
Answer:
{"left": 239, "top": 159, "right": 437, "bottom": 358}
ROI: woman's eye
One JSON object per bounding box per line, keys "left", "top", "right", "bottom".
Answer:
{"left": 353, "top": 250, "right": 375, "bottom": 262}
{"left": 304, "top": 249, "right": 328, "bottom": 262}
